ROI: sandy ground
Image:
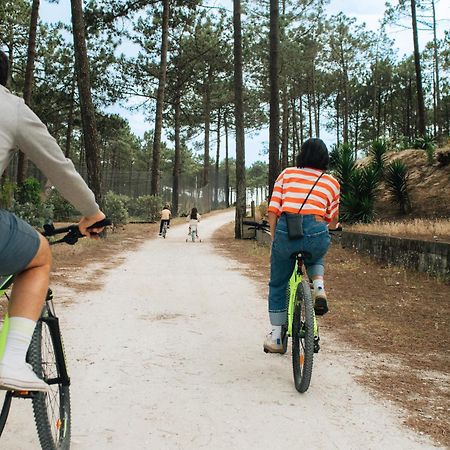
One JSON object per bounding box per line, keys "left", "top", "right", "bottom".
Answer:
{"left": 0, "top": 210, "right": 442, "bottom": 449}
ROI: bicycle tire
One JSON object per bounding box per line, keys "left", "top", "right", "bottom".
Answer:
{"left": 0, "top": 391, "right": 12, "bottom": 436}
{"left": 292, "top": 279, "right": 314, "bottom": 393}
{"left": 28, "top": 316, "right": 71, "bottom": 450}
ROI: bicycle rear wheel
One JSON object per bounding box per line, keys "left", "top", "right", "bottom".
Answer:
{"left": 28, "top": 310, "right": 71, "bottom": 449}
{"left": 292, "top": 279, "right": 314, "bottom": 393}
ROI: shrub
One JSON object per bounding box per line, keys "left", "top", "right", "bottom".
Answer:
{"left": 413, "top": 135, "right": 435, "bottom": 165}
{"left": 385, "top": 159, "right": 411, "bottom": 214}
{"left": 0, "top": 180, "right": 15, "bottom": 209}
{"left": 11, "top": 201, "right": 54, "bottom": 227}
{"left": 132, "top": 195, "right": 163, "bottom": 221}
{"left": 45, "top": 189, "right": 79, "bottom": 221}
{"left": 437, "top": 150, "right": 450, "bottom": 167}
{"left": 15, "top": 177, "right": 42, "bottom": 205}
{"left": 103, "top": 191, "right": 129, "bottom": 226}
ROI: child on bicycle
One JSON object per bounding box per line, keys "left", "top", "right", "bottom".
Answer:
{"left": 264, "top": 138, "right": 340, "bottom": 353}
{"left": 186, "top": 207, "right": 201, "bottom": 238}
{"left": 159, "top": 204, "right": 171, "bottom": 236}
{"left": 0, "top": 50, "right": 105, "bottom": 391}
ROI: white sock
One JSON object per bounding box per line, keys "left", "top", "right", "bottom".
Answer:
{"left": 1, "top": 317, "right": 36, "bottom": 366}
{"left": 271, "top": 325, "right": 282, "bottom": 341}
{"left": 313, "top": 279, "right": 325, "bottom": 293}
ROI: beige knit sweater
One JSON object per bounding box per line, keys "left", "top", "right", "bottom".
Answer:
{"left": 0, "top": 85, "right": 99, "bottom": 216}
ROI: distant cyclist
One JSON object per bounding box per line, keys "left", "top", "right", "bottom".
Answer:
{"left": 264, "top": 138, "right": 340, "bottom": 353}
{"left": 0, "top": 49, "right": 105, "bottom": 391}
{"left": 159, "top": 204, "right": 171, "bottom": 236}
{"left": 186, "top": 207, "right": 201, "bottom": 238}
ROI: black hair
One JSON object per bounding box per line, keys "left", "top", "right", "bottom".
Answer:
{"left": 296, "top": 138, "right": 329, "bottom": 171}
{"left": 0, "top": 50, "right": 8, "bottom": 87}
{"left": 190, "top": 207, "right": 198, "bottom": 220}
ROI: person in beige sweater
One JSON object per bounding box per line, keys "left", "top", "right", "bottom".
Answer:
{"left": 0, "top": 50, "right": 105, "bottom": 391}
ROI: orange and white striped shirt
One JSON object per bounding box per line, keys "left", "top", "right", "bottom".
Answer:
{"left": 268, "top": 167, "right": 340, "bottom": 223}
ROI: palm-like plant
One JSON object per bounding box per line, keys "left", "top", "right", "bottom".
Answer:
{"left": 369, "top": 139, "right": 387, "bottom": 179}
{"left": 385, "top": 159, "right": 411, "bottom": 214}
{"left": 329, "top": 143, "right": 355, "bottom": 197}
{"left": 340, "top": 165, "right": 379, "bottom": 223}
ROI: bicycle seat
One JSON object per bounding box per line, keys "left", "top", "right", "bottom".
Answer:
{"left": 290, "top": 251, "right": 312, "bottom": 261}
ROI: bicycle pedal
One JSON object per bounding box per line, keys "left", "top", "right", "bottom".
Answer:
{"left": 314, "top": 336, "right": 320, "bottom": 353}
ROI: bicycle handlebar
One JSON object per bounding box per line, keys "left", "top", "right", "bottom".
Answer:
{"left": 242, "top": 220, "right": 270, "bottom": 231}
{"left": 243, "top": 219, "right": 343, "bottom": 234}
{"left": 42, "top": 218, "right": 112, "bottom": 245}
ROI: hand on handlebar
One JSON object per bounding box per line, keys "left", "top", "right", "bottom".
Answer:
{"left": 77, "top": 211, "right": 106, "bottom": 238}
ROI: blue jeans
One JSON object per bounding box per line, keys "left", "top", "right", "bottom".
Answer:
{"left": 268, "top": 214, "right": 331, "bottom": 326}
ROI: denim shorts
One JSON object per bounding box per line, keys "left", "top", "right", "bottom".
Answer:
{"left": 0, "top": 210, "right": 40, "bottom": 276}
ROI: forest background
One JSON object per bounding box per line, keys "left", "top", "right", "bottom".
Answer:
{"left": 0, "top": 0, "right": 449, "bottom": 232}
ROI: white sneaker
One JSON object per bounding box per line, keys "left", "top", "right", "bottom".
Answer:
{"left": 263, "top": 333, "right": 285, "bottom": 354}
{"left": 0, "top": 362, "right": 49, "bottom": 392}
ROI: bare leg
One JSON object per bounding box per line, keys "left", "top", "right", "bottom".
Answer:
{"left": 9, "top": 233, "right": 52, "bottom": 320}
{"left": 0, "top": 234, "right": 51, "bottom": 391}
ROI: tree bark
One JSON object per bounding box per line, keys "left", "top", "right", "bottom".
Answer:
{"left": 431, "top": 0, "right": 441, "bottom": 140}
{"left": 150, "top": 0, "right": 170, "bottom": 195}
{"left": 17, "top": 0, "right": 40, "bottom": 186}
{"left": 280, "top": 86, "right": 289, "bottom": 170}
{"left": 202, "top": 67, "right": 212, "bottom": 188}
{"left": 65, "top": 71, "right": 76, "bottom": 158}
{"left": 214, "top": 109, "right": 221, "bottom": 208}
{"left": 172, "top": 95, "right": 181, "bottom": 216}
{"left": 233, "top": 0, "right": 246, "bottom": 239}
{"left": 71, "top": 0, "right": 102, "bottom": 204}
{"left": 224, "top": 113, "right": 230, "bottom": 208}
{"left": 268, "top": 0, "right": 280, "bottom": 197}
{"left": 410, "top": 0, "right": 426, "bottom": 137}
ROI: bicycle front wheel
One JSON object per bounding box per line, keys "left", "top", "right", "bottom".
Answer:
{"left": 292, "top": 279, "right": 314, "bottom": 393}
{"left": 28, "top": 314, "right": 71, "bottom": 449}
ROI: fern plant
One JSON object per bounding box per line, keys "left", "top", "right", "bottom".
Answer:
{"left": 385, "top": 160, "right": 411, "bottom": 214}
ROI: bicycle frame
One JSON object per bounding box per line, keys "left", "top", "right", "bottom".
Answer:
{"left": 0, "top": 275, "right": 13, "bottom": 361}
{"left": 286, "top": 257, "right": 318, "bottom": 338}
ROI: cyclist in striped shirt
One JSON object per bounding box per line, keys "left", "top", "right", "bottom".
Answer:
{"left": 264, "top": 138, "right": 340, "bottom": 353}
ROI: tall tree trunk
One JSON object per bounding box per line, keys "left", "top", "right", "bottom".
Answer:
{"left": 172, "top": 95, "right": 181, "bottom": 216}
{"left": 224, "top": 113, "right": 230, "bottom": 208}
{"left": 214, "top": 109, "right": 221, "bottom": 208}
{"left": 65, "top": 71, "right": 76, "bottom": 158}
{"left": 280, "top": 87, "right": 289, "bottom": 170}
{"left": 233, "top": 0, "right": 246, "bottom": 239}
{"left": 71, "top": 0, "right": 102, "bottom": 204}
{"left": 17, "top": 0, "right": 40, "bottom": 186}
{"left": 410, "top": 0, "right": 426, "bottom": 137}
{"left": 336, "top": 93, "right": 340, "bottom": 146}
{"left": 150, "top": 0, "right": 170, "bottom": 195}
{"left": 202, "top": 67, "right": 212, "bottom": 188}
{"left": 299, "top": 94, "right": 304, "bottom": 144}
{"left": 268, "top": 0, "right": 280, "bottom": 197}
{"left": 311, "top": 66, "right": 319, "bottom": 137}
{"left": 307, "top": 93, "right": 312, "bottom": 138}
{"left": 354, "top": 103, "right": 359, "bottom": 157}
{"left": 431, "top": 0, "right": 441, "bottom": 140}
{"left": 291, "top": 97, "right": 298, "bottom": 166}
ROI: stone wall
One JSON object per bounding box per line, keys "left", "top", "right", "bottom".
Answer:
{"left": 341, "top": 231, "right": 450, "bottom": 279}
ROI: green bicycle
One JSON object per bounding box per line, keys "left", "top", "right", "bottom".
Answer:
{"left": 0, "top": 218, "right": 110, "bottom": 449}
{"left": 244, "top": 220, "right": 320, "bottom": 393}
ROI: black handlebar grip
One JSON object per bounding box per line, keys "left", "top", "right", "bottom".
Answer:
{"left": 87, "top": 218, "right": 112, "bottom": 230}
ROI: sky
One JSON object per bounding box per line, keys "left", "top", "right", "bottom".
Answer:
{"left": 39, "top": 0, "right": 450, "bottom": 166}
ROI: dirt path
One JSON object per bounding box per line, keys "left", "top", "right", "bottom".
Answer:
{"left": 1, "top": 211, "right": 441, "bottom": 449}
